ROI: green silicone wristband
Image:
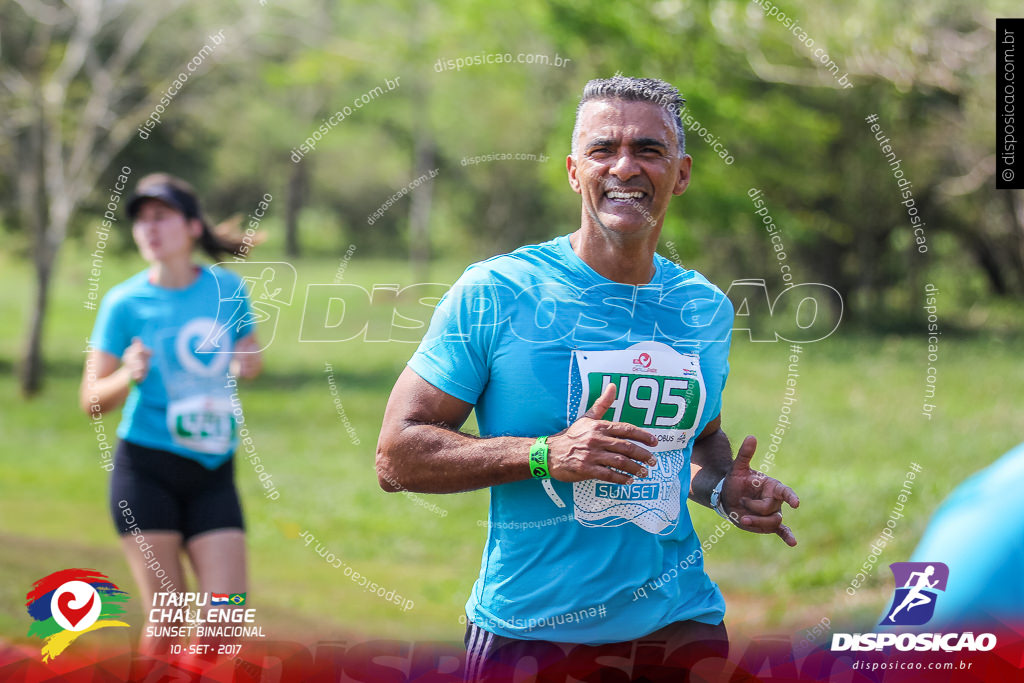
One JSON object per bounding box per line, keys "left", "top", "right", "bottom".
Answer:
{"left": 529, "top": 436, "right": 550, "bottom": 479}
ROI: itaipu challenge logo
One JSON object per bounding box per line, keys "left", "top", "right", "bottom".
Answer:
{"left": 25, "top": 569, "right": 130, "bottom": 662}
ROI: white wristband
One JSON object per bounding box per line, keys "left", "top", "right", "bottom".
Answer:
{"left": 709, "top": 476, "right": 729, "bottom": 520}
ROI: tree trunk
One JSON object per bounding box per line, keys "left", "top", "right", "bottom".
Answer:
{"left": 285, "top": 158, "right": 307, "bottom": 258}
{"left": 965, "top": 231, "right": 1008, "bottom": 296}
{"left": 905, "top": 232, "right": 924, "bottom": 320}
{"left": 408, "top": 138, "right": 435, "bottom": 281}
{"left": 1002, "top": 190, "right": 1024, "bottom": 294}
{"left": 20, "top": 261, "right": 53, "bottom": 396}
{"left": 18, "top": 111, "right": 50, "bottom": 396}
{"left": 408, "top": 78, "right": 434, "bottom": 281}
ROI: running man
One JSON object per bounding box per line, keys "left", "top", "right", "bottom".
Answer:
{"left": 888, "top": 565, "right": 939, "bottom": 622}
{"left": 376, "top": 76, "right": 800, "bottom": 680}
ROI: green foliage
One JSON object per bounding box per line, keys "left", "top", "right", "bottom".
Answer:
{"left": 2, "top": 0, "right": 1009, "bottom": 320}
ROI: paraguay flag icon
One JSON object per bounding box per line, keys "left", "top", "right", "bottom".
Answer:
{"left": 881, "top": 562, "right": 949, "bottom": 626}
{"left": 25, "top": 568, "right": 130, "bottom": 661}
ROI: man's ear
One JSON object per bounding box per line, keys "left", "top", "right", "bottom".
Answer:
{"left": 673, "top": 154, "right": 692, "bottom": 196}
{"left": 567, "top": 154, "right": 582, "bottom": 195}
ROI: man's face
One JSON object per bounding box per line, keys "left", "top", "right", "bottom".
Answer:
{"left": 567, "top": 99, "right": 691, "bottom": 237}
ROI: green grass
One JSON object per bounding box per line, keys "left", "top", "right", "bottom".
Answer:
{"left": 1, "top": 243, "right": 1022, "bottom": 650}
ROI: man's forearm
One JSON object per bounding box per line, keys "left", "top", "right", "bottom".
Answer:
{"left": 688, "top": 428, "right": 733, "bottom": 507}
{"left": 377, "top": 423, "right": 534, "bottom": 494}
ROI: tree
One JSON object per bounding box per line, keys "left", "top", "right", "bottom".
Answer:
{"left": 0, "top": 0, "right": 248, "bottom": 395}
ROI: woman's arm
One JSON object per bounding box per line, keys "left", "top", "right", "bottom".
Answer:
{"left": 80, "top": 339, "right": 151, "bottom": 415}
{"left": 230, "top": 333, "right": 262, "bottom": 379}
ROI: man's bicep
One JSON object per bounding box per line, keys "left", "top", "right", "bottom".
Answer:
{"left": 383, "top": 366, "right": 475, "bottom": 432}
{"left": 695, "top": 414, "right": 722, "bottom": 442}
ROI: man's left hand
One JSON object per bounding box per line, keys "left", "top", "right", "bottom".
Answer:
{"left": 721, "top": 435, "right": 800, "bottom": 546}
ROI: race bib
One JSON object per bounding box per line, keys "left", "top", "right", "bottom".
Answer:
{"left": 567, "top": 341, "right": 706, "bottom": 535}
{"left": 167, "top": 394, "right": 236, "bottom": 454}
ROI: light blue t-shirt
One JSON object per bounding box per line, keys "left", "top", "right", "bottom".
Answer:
{"left": 408, "top": 234, "right": 735, "bottom": 644}
{"left": 908, "top": 442, "right": 1024, "bottom": 628}
{"left": 89, "top": 265, "right": 254, "bottom": 469}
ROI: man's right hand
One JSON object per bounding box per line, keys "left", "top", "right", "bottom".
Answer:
{"left": 546, "top": 383, "right": 658, "bottom": 484}
{"left": 121, "top": 337, "right": 152, "bottom": 383}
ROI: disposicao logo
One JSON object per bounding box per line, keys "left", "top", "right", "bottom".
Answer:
{"left": 832, "top": 561, "right": 996, "bottom": 653}
{"left": 881, "top": 562, "right": 948, "bottom": 626}
{"left": 25, "top": 569, "right": 130, "bottom": 661}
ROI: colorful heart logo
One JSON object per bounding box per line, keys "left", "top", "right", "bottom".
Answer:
{"left": 26, "top": 569, "right": 130, "bottom": 662}
{"left": 49, "top": 581, "right": 101, "bottom": 632}
{"left": 56, "top": 590, "right": 95, "bottom": 628}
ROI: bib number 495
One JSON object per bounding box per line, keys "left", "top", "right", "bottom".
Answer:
{"left": 589, "top": 373, "right": 701, "bottom": 430}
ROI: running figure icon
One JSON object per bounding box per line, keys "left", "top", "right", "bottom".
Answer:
{"left": 887, "top": 565, "right": 939, "bottom": 622}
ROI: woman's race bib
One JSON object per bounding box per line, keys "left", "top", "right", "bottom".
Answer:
{"left": 167, "top": 394, "right": 236, "bottom": 455}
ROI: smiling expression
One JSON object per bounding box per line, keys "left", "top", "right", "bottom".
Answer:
{"left": 568, "top": 99, "right": 691, "bottom": 237}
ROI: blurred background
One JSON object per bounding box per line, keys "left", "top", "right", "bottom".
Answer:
{"left": 1, "top": 0, "right": 1021, "bottom": 653}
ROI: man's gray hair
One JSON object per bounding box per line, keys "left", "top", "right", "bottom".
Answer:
{"left": 570, "top": 75, "right": 687, "bottom": 156}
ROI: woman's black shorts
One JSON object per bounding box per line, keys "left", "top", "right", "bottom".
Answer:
{"left": 110, "top": 439, "right": 244, "bottom": 541}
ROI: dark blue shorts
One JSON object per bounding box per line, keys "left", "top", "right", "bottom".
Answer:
{"left": 109, "top": 439, "right": 244, "bottom": 541}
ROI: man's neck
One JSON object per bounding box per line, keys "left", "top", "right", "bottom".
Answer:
{"left": 569, "top": 228, "right": 658, "bottom": 285}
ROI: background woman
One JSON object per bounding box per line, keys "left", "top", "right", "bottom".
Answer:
{"left": 80, "top": 173, "right": 262, "bottom": 655}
